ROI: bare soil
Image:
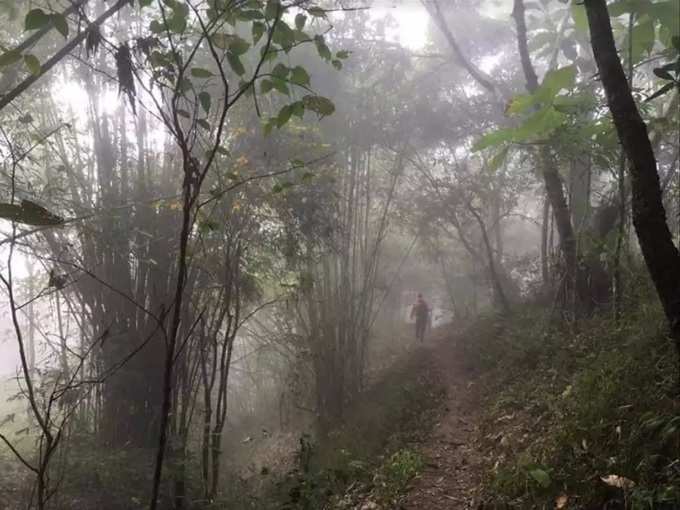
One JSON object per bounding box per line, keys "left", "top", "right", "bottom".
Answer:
{"left": 401, "top": 331, "right": 484, "bottom": 510}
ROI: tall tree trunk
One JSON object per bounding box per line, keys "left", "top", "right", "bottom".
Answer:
{"left": 513, "top": 0, "right": 579, "bottom": 315}
{"left": 584, "top": 0, "right": 680, "bottom": 365}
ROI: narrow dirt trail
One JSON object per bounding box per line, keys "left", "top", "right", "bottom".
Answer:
{"left": 401, "top": 333, "right": 484, "bottom": 510}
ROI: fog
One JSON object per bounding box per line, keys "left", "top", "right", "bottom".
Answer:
{"left": 0, "top": 0, "right": 677, "bottom": 509}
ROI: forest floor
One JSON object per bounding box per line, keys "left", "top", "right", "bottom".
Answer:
{"left": 399, "top": 329, "right": 484, "bottom": 510}
{"left": 313, "top": 300, "right": 680, "bottom": 510}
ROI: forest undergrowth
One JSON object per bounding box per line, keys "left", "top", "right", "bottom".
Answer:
{"left": 6, "top": 283, "right": 678, "bottom": 510}
{"left": 461, "top": 276, "right": 680, "bottom": 509}
{"left": 0, "top": 337, "right": 446, "bottom": 510}
{"left": 273, "top": 342, "right": 447, "bottom": 510}
{"left": 306, "top": 273, "right": 680, "bottom": 510}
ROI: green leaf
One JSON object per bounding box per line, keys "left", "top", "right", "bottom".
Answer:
{"left": 51, "top": 13, "right": 68, "bottom": 38}
{"left": 649, "top": 1, "right": 679, "bottom": 39}
{"left": 260, "top": 44, "right": 278, "bottom": 63}
{"left": 621, "top": 14, "right": 656, "bottom": 63}
{"left": 168, "top": 15, "right": 187, "bottom": 34}
{"left": 265, "top": 0, "right": 281, "bottom": 20}
{"left": 273, "top": 21, "right": 296, "bottom": 51}
{"left": 514, "top": 106, "right": 566, "bottom": 139}
{"left": 197, "top": 118, "right": 211, "bottom": 130}
{"left": 23, "top": 54, "right": 41, "bottom": 76}
{"left": 25, "top": 8, "right": 50, "bottom": 31}
{"left": 294, "top": 29, "right": 309, "bottom": 43}
{"left": 608, "top": 0, "right": 652, "bottom": 17}
{"left": 336, "top": 50, "right": 351, "bottom": 59}
{"left": 167, "top": 4, "right": 188, "bottom": 34}
{"left": 271, "top": 77, "right": 289, "bottom": 95}
{"left": 571, "top": 4, "right": 588, "bottom": 32}
{"left": 506, "top": 94, "right": 535, "bottom": 115}
{"left": 211, "top": 33, "right": 229, "bottom": 49}
{"left": 252, "top": 21, "right": 266, "bottom": 44}
{"left": 291, "top": 101, "right": 305, "bottom": 118}
{"left": 302, "top": 95, "right": 335, "bottom": 117}
{"left": 149, "top": 19, "right": 164, "bottom": 34}
{"left": 229, "top": 36, "right": 250, "bottom": 56}
{"left": 227, "top": 52, "right": 245, "bottom": 76}
{"left": 0, "top": 50, "right": 21, "bottom": 67}
{"left": 139, "top": 0, "right": 153, "bottom": 7}
{"left": 628, "top": 14, "right": 656, "bottom": 62}
{"left": 198, "top": 91, "right": 211, "bottom": 113}
{"left": 290, "top": 66, "right": 310, "bottom": 86}
{"left": 177, "top": 109, "right": 191, "bottom": 119}
{"left": 536, "top": 66, "right": 577, "bottom": 103}
{"left": 263, "top": 118, "right": 276, "bottom": 135}
{"left": 191, "top": 67, "right": 214, "bottom": 78}
{"left": 474, "top": 106, "right": 566, "bottom": 150}
{"left": 552, "top": 92, "right": 596, "bottom": 113}
{"left": 272, "top": 63, "right": 289, "bottom": 79}
{"left": 260, "top": 79, "right": 274, "bottom": 94}
{"left": 276, "top": 104, "right": 293, "bottom": 128}
{"left": 529, "top": 468, "right": 551, "bottom": 489}
{"left": 653, "top": 67, "right": 675, "bottom": 80}
{"left": 198, "top": 218, "right": 219, "bottom": 233}
{"left": 314, "top": 35, "right": 332, "bottom": 61}
{"left": 332, "top": 59, "right": 342, "bottom": 70}
{"left": 295, "top": 13, "right": 307, "bottom": 30}
{"left": 509, "top": 66, "right": 577, "bottom": 115}
{"left": 645, "top": 81, "right": 676, "bottom": 102}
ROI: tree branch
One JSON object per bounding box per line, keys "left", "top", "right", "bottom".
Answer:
{"left": 0, "top": 0, "right": 131, "bottom": 113}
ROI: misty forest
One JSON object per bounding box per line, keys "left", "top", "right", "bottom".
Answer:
{"left": 0, "top": 0, "right": 679, "bottom": 508}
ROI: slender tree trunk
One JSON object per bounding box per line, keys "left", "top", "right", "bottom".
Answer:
{"left": 513, "top": 0, "right": 579, "bottom": 316}
{"left": 468, "top": 204, "right": 510, "bottom": 314}
{"left": 613, "top": 151, "right": 627, "bottom": 320}
{"left": 26, "top": 262, "right": 36, "bottom": 372}
{"left": 541, "top": 196, "right": 550, "bottom": 286}
{"left": 613, "top": 12, "right": 635, "bottom": 321}
{"left": 437, "top": 253, "right": 459, "bottom": 319}
{"left": 585, "top": 0, "right": 680, "bottom": 371}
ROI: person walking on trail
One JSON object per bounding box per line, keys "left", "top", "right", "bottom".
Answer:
{"left": 411, "top": 293, "right": 431, "bottom": 343}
